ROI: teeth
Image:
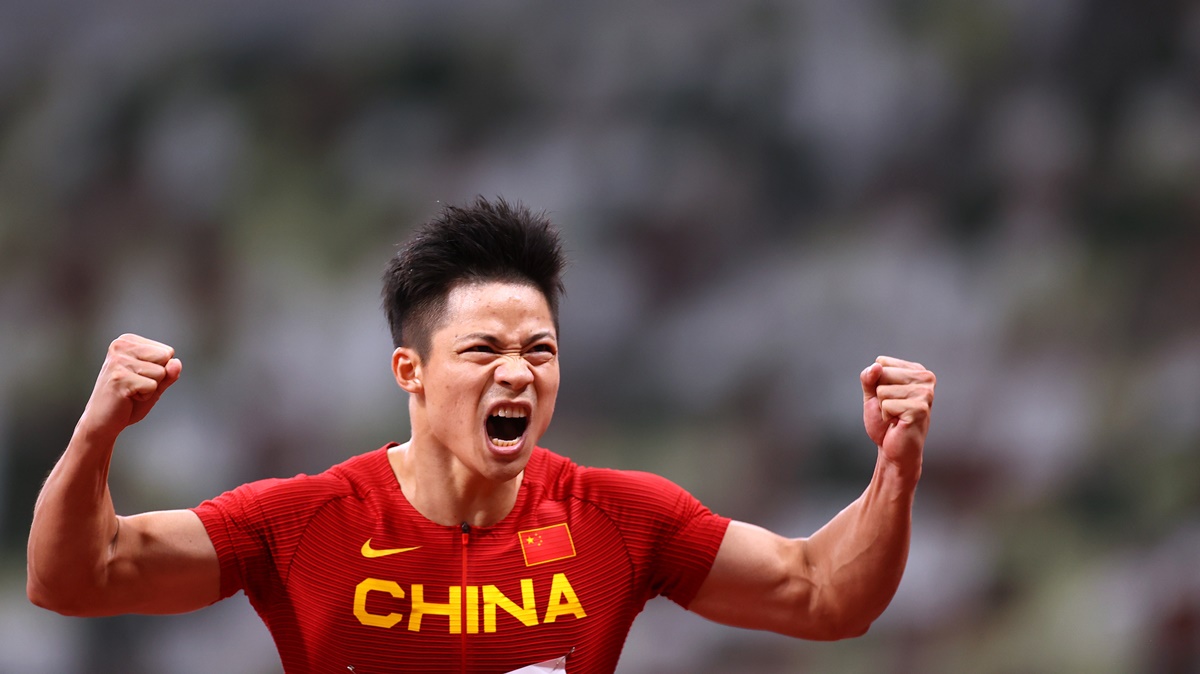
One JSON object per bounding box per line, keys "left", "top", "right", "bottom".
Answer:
{"left": 492, "top": 405, "right": 528, "bottom": 418}
{"left": 488, "top": 405, "right": 528, "bottom": 447}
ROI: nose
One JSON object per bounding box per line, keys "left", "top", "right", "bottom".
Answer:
{"left": 494, "top": 355, "right": 534, "bottom": 390}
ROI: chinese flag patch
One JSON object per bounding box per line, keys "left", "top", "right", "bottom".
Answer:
{"left": 518, "top": 523, "right": 576, "bottom": 567}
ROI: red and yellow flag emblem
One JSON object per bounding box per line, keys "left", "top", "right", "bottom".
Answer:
{"left": 518, "top": 523, "right": 576, "bottom": 567}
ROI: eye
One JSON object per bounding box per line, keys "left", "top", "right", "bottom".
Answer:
{"left": 464, "top": 345, "right": 496, "bottom": 354}
{"left": 526, "top": 343, "right": 557, "bottom": 360}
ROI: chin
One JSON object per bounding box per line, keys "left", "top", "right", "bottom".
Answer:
{"left": 477, "top": 451, "right": 531, "bottom": 484}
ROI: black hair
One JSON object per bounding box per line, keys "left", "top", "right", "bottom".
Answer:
{"left": 381, "top": 196, "right": 566, "bottom": 356}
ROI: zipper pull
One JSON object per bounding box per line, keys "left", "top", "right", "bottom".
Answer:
{"left": 461, "top": 522, "right": 470, "bottom": 545}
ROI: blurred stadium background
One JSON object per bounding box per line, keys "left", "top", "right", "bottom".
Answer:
{"left": 2, "top": 1, "right": 1199, "bottom": 672}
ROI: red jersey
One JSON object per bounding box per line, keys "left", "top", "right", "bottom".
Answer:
{"left": 192, "top": 445, "right": 731, "bottom": 674}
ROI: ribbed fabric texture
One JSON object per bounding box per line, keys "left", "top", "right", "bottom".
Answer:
{"left": 192, "top": 445, "right": 730, "bottom": 674}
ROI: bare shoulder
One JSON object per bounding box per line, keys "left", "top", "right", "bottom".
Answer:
{"left": 119, "top": 508, "right": 214, "bottom": 553}
{"left": 688, "top": 521, "right": 819, "bottom": 637}
{"left": 31, "top": 509, "right": 221, "bottom": 617}
{"left": 109, "top": 509, "right": 221, "bottom": 615}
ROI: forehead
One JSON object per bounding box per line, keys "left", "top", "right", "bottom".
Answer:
{"left": 437, "top": 281, "right": 554, "bottom": 337}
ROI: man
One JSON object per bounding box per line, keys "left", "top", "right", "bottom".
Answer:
{"left": 27, "top": 197, "right": 936, "bottom": 673}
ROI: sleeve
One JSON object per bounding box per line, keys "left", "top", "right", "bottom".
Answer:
{"left": 191, "top": 475, "right": 336, "bottom": 605}
{"left": 582, "top": 468, "right": 731, "bottom": 609}
{"left": 651, "top": 478, "right": 731, "bottom": 608}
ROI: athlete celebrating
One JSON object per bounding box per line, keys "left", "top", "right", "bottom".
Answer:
{"left": 27, "top": 197, "right": 936, "bottom": 673}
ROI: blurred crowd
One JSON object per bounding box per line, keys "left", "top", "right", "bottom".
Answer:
{"left": 1, "top": 1, "right": 1198, "bottom": 672}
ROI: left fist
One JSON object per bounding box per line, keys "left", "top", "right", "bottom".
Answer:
{"left": 861, "top": 356, "right": 936, "bottom": 470}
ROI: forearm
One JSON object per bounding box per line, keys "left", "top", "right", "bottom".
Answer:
{"left": 27, "top": 336, "right": 214, "bottom": 616}
{"left": 27, "top": 414, "right": 123, "bottom": 611}
{"left": 802, "top": 450, "right": 918, "bottom": 635}
{"left": 691, "top": 357, "right": 933, "bottom": 640}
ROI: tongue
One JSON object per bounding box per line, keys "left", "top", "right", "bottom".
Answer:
{"left": 487, "top": 416, "right": 527, "bottom": 441}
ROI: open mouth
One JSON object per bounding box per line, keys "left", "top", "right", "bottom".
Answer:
{"left": 486, "top": 404, "right": 529, "bottom": 447}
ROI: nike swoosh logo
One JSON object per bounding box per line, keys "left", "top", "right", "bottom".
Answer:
{"left": 361, "top": 539, "right": 421, "bottom": 558}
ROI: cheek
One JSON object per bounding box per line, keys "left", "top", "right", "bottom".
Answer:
{"left": 537, "top": 360, "right": 560, "bottom": 387}
{"left": 427, "top": 374, "right": 484, "bottom": 424}
{"left": 536, "top": 369, "right": 560, "bottom": 413}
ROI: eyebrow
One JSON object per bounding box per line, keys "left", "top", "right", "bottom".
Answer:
{"left": 457, "top": 331, "right": 557, "bottom": 347}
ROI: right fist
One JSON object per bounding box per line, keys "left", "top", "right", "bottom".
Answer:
{"left": 82, "top": 334, "right": 182, "bottom": 437}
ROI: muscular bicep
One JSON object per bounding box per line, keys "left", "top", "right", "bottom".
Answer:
{"left": 688, "top": 520, "right": 835, "bottom": 640}
{"left": 100, "top": 509, "right": 221, "bottom": 615}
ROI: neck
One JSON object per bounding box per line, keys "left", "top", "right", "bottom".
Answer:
{"left": 388, "top": 440, "right": 524, "bottom": 528}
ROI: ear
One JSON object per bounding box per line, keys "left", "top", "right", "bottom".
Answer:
{"left": 392, "top": 347, "right": 424, "bottom": 395}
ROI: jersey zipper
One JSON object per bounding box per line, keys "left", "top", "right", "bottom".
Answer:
{"left": 460, "top": 521, "right": 470, "bottom": 674}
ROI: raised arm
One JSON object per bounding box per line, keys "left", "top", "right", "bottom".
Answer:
{"left": 27, "top": 334, "right": 221, "bottom": 616}
{"left": 688, "top": 356, "right": 934, "bottom": 640}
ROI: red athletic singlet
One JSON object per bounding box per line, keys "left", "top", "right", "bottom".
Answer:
{"left": 193, "top": 445, "right": 730, "bottom": 674}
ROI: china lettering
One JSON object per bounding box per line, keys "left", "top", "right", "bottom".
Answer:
{"left": 354, "top": 573, "right": 586, "bottom": 632}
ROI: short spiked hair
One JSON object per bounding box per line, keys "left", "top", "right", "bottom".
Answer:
{"left": 382, "top": 197, "right": 566, "bottom": 356}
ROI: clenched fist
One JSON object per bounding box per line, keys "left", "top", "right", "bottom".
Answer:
{"left": 80, "top": 334, "right": 182, "bottom": 440}
{"left": 860, "top": 356, "right": 935, "bottom": 473}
